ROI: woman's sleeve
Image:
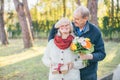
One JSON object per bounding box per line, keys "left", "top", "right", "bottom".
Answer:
{"left": 73, "top": 58, "right": 85, "bottom": 69}
{"left": 42, "top": 42, "right": 51, "bottom": 67}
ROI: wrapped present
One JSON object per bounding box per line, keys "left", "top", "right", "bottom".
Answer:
{"left": 51, "top": 63, "right": 68, "bottom": 74}
{"left": 60, "top": 65, "right": 68, "bottom": 74}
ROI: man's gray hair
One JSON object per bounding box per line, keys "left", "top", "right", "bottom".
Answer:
{"left": 74, "top": 5, "right": 90, "bottom": 18}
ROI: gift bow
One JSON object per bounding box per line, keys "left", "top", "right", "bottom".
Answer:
{"left": 54, "top": 63, "right": 64, "bottom": 74}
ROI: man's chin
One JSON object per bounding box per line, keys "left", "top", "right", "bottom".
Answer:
{"left": 74, "top": 24, "right": 79, "bottom": 27}
{"left": 75, "top": 25, "right": 79, "bottom": 27}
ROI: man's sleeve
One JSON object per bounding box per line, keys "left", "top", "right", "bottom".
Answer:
{"left": 89, "top": 32, "right": 106, "bottom": 62}
{"left": 48, "top": 24, "right": 58, "bottom": 41}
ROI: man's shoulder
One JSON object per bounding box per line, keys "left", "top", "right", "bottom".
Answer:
{"left": 88, "top": 22, "right": 101, "bottom": 34}
{"left": 88, "top": 22, "right": 97, "bottom": 28}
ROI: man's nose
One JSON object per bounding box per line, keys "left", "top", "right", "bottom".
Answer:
{"left": 63, "top": 25, "right": 66, "bottom": 27}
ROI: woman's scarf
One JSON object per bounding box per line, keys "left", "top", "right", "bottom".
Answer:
{"left": 54, "top": 35, "right": 74, "bottom": 50}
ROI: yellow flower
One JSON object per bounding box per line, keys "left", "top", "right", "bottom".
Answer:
{"left": 70, "top": 43, "right": 77, "bottom": 51}
{"left": 85, "top": 38, "right": 90, "bottom": 41}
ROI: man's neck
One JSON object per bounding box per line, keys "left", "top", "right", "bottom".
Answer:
{"left": 79, "top": 26, "right": 84, "bottom": 31}
{"left": 79, "top": 21, "right": 87, "bottom": 31}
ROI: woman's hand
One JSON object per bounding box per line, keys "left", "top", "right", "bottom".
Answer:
{"left": 67, "top": 62, "right": 74, "bottom": 70}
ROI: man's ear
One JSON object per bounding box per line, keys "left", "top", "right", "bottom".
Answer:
{"left": 84, "top": 17, "right": 88, "bottom": 20}
{"left": 83, "top": 17, "right": 88, "bottom": 22}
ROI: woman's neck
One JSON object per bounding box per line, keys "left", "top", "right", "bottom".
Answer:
{"left": 61, "top": 33, "right": 70, "bottom": 39}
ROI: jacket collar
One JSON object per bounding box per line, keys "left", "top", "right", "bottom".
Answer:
{"left": 83, "top": 21, "right": 90, "bottom": 33}
{"left": 72, "top": 21, "right": 90, "bottom": 36}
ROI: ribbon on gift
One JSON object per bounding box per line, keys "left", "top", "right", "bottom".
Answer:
{"left": 54, "top": 63, "right": 63, "bottom": 74}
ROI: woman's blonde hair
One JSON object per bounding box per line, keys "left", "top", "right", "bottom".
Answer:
{"left": 54, "top": 17, "right": 74, "bottom": 36}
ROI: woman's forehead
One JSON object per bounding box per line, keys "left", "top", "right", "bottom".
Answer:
{"left": 62, "top": 22, "right": 69, "bottom": 25}
{"left": 59, "top": 21, "right": 69, "bottom": 25}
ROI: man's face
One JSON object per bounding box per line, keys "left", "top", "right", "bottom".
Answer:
{"left": 73, "top": 13, "right": 87, "bottom": 28}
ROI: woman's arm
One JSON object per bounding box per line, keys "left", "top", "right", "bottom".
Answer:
{"left": 73, "top": 58, "right": 85, "bottom": 69}
{"left": 42, "top": 42, "right": 51, "bottom": 67}
{"left": 68, "top": 56, "right": 85, "bottom": 70}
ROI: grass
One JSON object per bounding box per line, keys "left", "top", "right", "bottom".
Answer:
{"left": 98, "top": 41, "right": 120, "bottom": 78}
{"left": 0, "top": 55, "right": 48, "bottom": 80}
{"left": 0, "top": 39, "right": 120, "bottom": 80}
{"left": 0, "top": 39, "right": 24, "bottom": 56}
{"left": 0, "top": 39, "right": 48, "bottom": 80}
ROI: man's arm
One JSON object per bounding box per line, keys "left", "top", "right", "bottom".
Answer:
{"left": 48, "top": 24, "right": 58, "bottom": 41}
{"left": 80, "top": 32, "right": 106, "bottom": 62}
{"left": 89, "top": 33, "right": 106, "bottom": 62}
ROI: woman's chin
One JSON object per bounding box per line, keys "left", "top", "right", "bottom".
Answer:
{"left": 61, "top": 32, "right": 69, "bottom": 35}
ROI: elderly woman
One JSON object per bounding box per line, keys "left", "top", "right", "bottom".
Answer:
{"left": 42, "top": 17, "right": 84, "bottom": 80}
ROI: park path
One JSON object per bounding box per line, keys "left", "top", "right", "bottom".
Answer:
{"left": 0, "top": 47, "right": 45, "bottom": 67}
{"left": 113, "top": 64, "right": 120, "bottom": 80}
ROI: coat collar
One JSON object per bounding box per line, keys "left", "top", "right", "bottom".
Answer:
{"left": 72, "top": 21, "right": 90, "bottom": 36}
{"left": 83, "top": 21, "right": 90, "bottom": 33}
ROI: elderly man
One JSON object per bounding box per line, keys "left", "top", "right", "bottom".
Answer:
{"left": 48, "top": 6, "right": 106, "bottom": 80}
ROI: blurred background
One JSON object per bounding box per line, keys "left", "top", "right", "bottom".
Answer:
{"left": 0, "top": 0, "right": 120, "bottom": 80}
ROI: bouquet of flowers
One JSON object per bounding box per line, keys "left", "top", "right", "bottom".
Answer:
{"left": 70, "top": 37, "right": 94, "bottom": 66}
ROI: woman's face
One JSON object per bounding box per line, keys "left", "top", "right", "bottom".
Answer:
{"left": 59, "top": 23, "right": 71, "bottom": 34}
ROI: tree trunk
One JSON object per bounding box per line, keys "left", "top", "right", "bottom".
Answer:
{"left": 76, "top": 0, "right": 81, "bottom": 6}
{"left": 0, "top": 0, "right": 9, "bottom": 45}
{"left": 63, "top": 0, "right": 66, "bottom": 17}
{"left": 116, "top": 0, "right": 120, "bottom": 36}
{"left": 87, "top": 0, "right": 98, "bottom": 26}
{"left": 13, "top": 0, "right": 33, "bottom": 48}
{"left": 22, "top": 0, "right": 34, "bottom": 40}
{"left": 111, "top": 0, "right": 114, "bottom": 28}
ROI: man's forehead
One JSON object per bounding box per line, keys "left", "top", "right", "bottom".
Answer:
{"left": 73, "top": 13, "right": 80, "bottom": 18}
{"left": 74, "top": 11, "right": 81, "bottom": 17}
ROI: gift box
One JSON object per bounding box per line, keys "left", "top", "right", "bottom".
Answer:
{"left": 51, "top": 64, "right": 68, "bottom": 74}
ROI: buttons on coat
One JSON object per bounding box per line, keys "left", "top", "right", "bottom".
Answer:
{"left": 61, "top": 58, "right": 63, "bottom": 60}
{"left": 75, "top": 58, "right": 77, "bottom": 61}
{"left": 75, "top": 55, "right": 80, "bottom": 61}
{"left": 78, "top": 55, "right": 80, "bottom": 58}
{"left": 60, "top": 50, "right": 64, "bottom": 63}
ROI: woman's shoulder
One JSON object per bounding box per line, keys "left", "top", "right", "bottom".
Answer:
{"left": 47, "top": 39, "right": 54, "bottom": 45}
{"left": 45, "top": 39, "right": 55, "bottom": 49}
{"left": 49, "top": 39, "right": 54, "bottom": 43}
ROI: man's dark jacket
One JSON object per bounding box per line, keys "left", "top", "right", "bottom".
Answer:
{"left": 48, "top": 21, "right": 106, "bottom": 80}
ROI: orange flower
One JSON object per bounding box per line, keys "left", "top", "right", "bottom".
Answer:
{"left": 70, "top": 43, "right": 77, "bottom": 51}
{"left": 83, "top": 40, "right": 92, "bottom": 49}
{"left": 70, "top": 37, "right": 94, "bottom": 66}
